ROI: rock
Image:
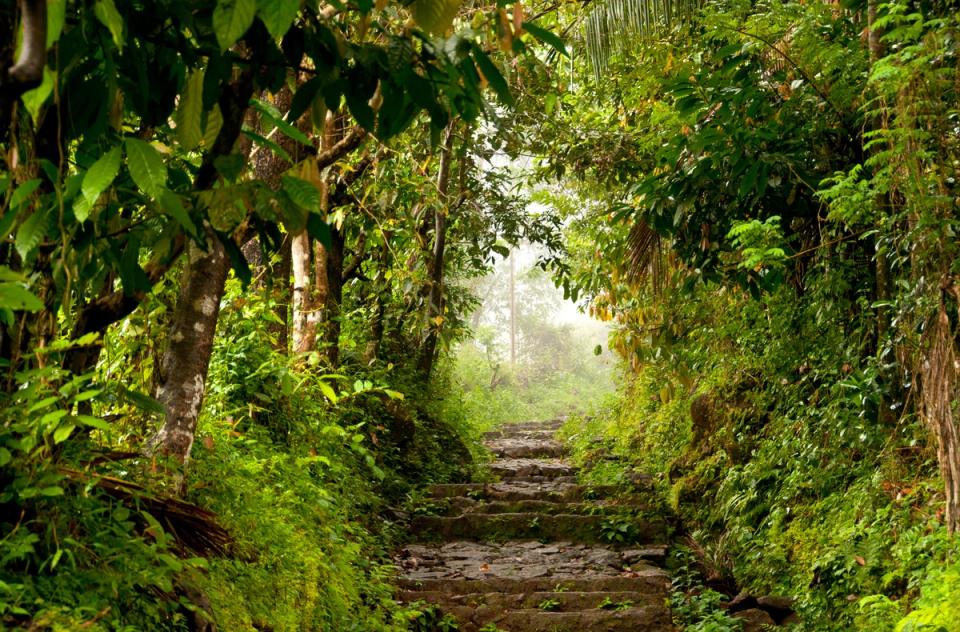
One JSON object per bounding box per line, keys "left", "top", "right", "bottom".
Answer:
{"left": 757, "top": 595, "right": 795, "bottom": 622}
{"left": 733, "top": 608, "right": 776, "bottom": 631}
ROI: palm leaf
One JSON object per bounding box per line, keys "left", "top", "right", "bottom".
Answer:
{"left": 584, "top": 0, "right": 703, "bottom": 78}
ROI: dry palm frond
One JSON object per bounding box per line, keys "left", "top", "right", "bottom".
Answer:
{"left": 625, "top": 219, "right": 664, "bottom": 292}
{"left": 60, "top": 467, "right": 234, "bottom": 557}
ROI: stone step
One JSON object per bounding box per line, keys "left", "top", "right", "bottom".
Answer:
{"left": 483, "top": 428, "right": 561, "bottom": 441}
{"left": 490, "top": 458, "right": 577, "bottom": 478}
{"left": 440, "top": 498, "right": 650, "bottom": 516}
{"left": 397, "top": 571, "right": 670, "bottom": 595}
{"left": 410, "top": 513, "right": 667, "bottom": 543}
{"left": 400, "top": 590, "right": 655, "bottom": 612}
{"left": 427, "top": 482, "right": 621, "bottom": 502}
{"left": 398, "top": 541, "right": 669, "bottom": 581}
{"left": 501, "top": 474, "right": 580, "bottom": 484}
{"left": 441, "top": 604, "right": 673, "bottom": 632}
{"left": 494, "top": 420, "right": 566, "bottom": 432}
{"left": 486, "top": 439, "right": 567, "bottom": 459}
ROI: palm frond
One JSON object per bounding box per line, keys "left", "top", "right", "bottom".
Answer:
{"left": 584, "top": 0, "right": 703, "bottom": 78}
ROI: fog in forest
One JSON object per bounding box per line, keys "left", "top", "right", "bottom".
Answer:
{"left": 449, "top": 244, "right": 616, "bottom": 427}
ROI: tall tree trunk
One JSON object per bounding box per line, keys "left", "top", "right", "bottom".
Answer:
{"left": 148, "top": 229, "right": 231, "bottom": 463}
{"left": 292, "top": 231, "right": 323, "bottom": 354}
{"left": 922, "top": 299, "right": 960, "bottom": 532}
{"left": 321, "top": 227, "right": 344, "bottom": 366}
{"left": 416, "top": 124, "right": 455, "bottom": 377}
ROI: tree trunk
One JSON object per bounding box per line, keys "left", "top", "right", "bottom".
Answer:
{"left": 321, "top": 227, "right": 344, "bottom": 366}
{"left": 291, "top": 231, "right": 322, "bottom": 354}
{"left": 922, "top": 301, "right": 960, "bottom": 532}
{"left": 148, "top": 229, "right": 231, "bottom": 464}
{"left": 416, "top": 123, "right": 455, "bottom": 377}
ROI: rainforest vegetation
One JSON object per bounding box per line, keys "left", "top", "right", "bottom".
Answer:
{"left": 1, "top": 0, "right": 959, "bottom": 629}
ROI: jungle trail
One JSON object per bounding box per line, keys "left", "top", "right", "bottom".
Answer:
{"left": 1, "top": 0, "right": 959, "bottom": 630}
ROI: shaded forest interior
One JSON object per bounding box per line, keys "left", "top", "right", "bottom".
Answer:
{"left": 2, "top": 0, "right": 960, "bottom": 629}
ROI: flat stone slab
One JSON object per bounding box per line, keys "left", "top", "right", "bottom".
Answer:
{"left": 441, "top": 498, "right": 650, "bottom": 516}
{"left": 490, "top": 458, "right": 577, "bottom": 478}
{"left": 397, "top": 541, "right": 668, "bottom": 581}
{"left": 427, "top": 482, "right": 621, "bottom": 501}
{"left": 487, "top": 437, "right": 567, "bottom": 458}
{"left": 397, "top": 573, "right": 671, "bottom": 594}
{"left": 442, "top": 605, "right": 675, "bottom": 632}
{"left": 399, "top": 590, "right": 658, "bottom": 611}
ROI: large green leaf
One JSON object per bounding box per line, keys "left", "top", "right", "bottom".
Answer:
{"left": 471, "top": 45, "right": 514, "bottom": 106}
{"left": 281, "top": 175, "right": 321, "bottom": 213}
{"left": 521, "top": 21, "right": 567, "bottom": 57}
{"left": 124, "top": 138, "right": 168, "bottom": 197}
{"left": 77, "top": 147, "right": 122, "bottom": 221}
{"left": 410, "top": 0, "right": 461, "bottom": 35}
{"left": 159, "top": 190, "right": 199, "bottom": 238}
{"left": 176, "top": 70, "right": 205, "bottom": 151}
{"left": 257, "top": 0, "right": 301, "bottom": 40}
{"left": 15, "top": 210, "right": 47, "bottom": 261}
{"left": 213, "top": 0, "right": 257, "bottom": 51}
{"left": 0, "top": 283, "right": 43, "bottom": 312}
{"left": 94, "top": 0, "right": 124, "bottom": 51}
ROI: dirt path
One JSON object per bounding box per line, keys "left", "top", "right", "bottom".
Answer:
{"left": 396, "top": 419, "right": 675, "bottom": 631}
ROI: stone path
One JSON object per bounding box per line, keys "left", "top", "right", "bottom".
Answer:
{"left": 396, "top": 419, "right": 675, "bottom": 631}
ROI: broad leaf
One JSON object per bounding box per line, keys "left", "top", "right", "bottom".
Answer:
{"left": 177, "top": 70, "right": 205, "bottom": 151}
{"left": 0, "top": 283, "right": 43, "bottom": 312}
{"left": 521, "top": 21, "right": 567, "bottom": 57}
{"left": 94, "top": 0, "right": 124, "bottom": 50}
{"left": 471, "top": 45, "right": 514, "bottom": 106}
{"left": 124, "top": 138, "right": 168, "bottom": 197}
{"left": 213, "top": 0, "right": 257, "bottom": 51}
{"left": 159, "top": 190, "right": 199, "bottom": 238}
{"left": 257, "top": 0, "right": 301, "bottom": 40}
{"left": 410, "top": 0, "right": 461, "bottom": 35}
{"left": 15, "top": 210, "right": 46, "bottom": 261}
{"left": 78, "top": 147, "right": 122, "bottom": 221}
{"left": 281, "top": 175, "right": 321, "bottom": 213}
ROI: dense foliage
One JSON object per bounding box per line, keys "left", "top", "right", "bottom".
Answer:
{"left": 535, "top": 0, "right": 960, "bottom": 629}
{"left": 3, "top": 0, "right": 960, "bottom": 629}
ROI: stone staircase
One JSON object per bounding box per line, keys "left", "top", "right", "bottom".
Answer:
{"left": 396, "top": 419, "right": 675, "bottom": 631}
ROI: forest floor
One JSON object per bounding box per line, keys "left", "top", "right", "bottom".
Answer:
{"left": 393, "top": 419, "right": 676, "bottom": 631}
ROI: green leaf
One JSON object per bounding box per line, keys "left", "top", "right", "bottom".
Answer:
{"left": 78, "top": 147, "right": 122, "bottom": 222}
{"left": 15, "top": 210, "right": 47, "bottom": 261}
{"left": 124, "top": 138, "right": 168, "bottom": 197}
{"left": 213, "top": 0, "right": 257, "bottom": 51}
{"left": 21, "top": 69, "right": 55, "bottom": 123}
{"left": 47, "top": 0, "right": 66, "bottom": 47}
{"left": 10, "top": 178, "right": 42, "bottom": 209}
{"left": 94, "top": 0, "right": 124, "bottom": 50}
{"left": 177, "top": 70, "right": 206, "bottom": 151}
{"left": 0, "top": 283, "right": 43, "bottom": 312}
{"left": 39, "top": 486, "right": 65, "bottom": 497}
{"left": 306, "top": 213, "right": 332, "bottom": 249}
{"left": 53, "top": 423, "right": 75, "bottom": 444}
{"left": 251, "top": 98, "right": 312, "bottom": 146}
{"left": 281, "top": 176, "right": 320, "bottom": 213}
{"left": 159, "top": 190, "right": 199, "bottom": 238}
{"left": 471, "top": 45, "right": 514, "bottom": 106}
{"left": 203, "top": 105, "right": 224, "bottom": 148}
{"left": 0, "top": 447, "right": 11, "bottom": 466}
{"left": 317, "top": 380, "right": 338, "bottom": 403}
{"left": 257, "top": 0, "right": 301, "bottom": 40}
{"left": 410, "top": 0, "right": 461, "bottom": 35}
{"left": 76, "top": 415, "right": 111, "bottom": 431}
{"left": 521, "top": 21, "right": 568, "bottom": 57}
